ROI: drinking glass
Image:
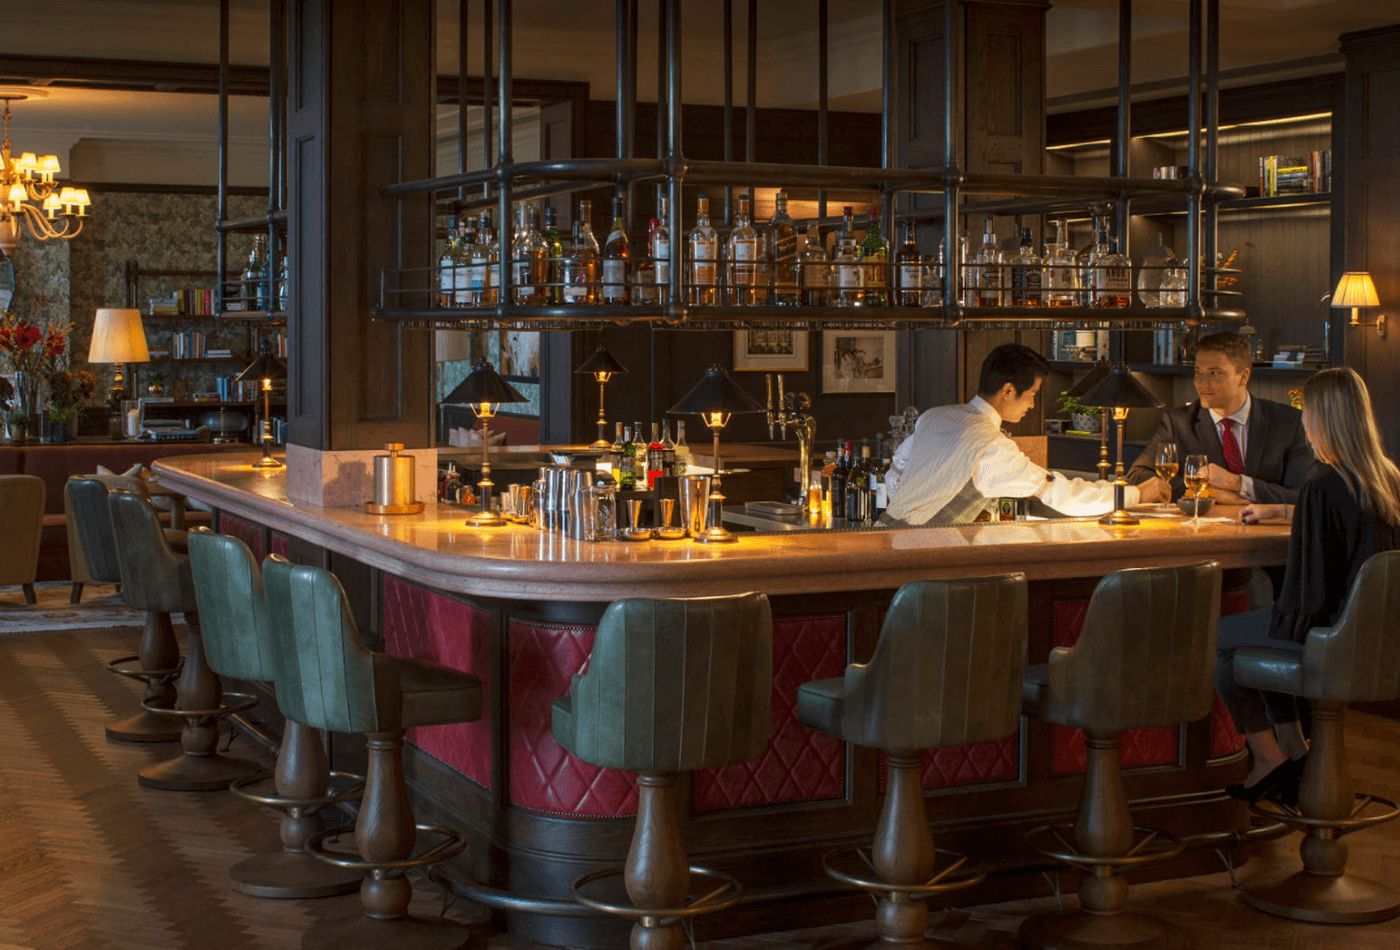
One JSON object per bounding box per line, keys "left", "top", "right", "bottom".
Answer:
{"left": 1183, "top": 453, "right": 1209, "bottom": 527}
{"left": 1154, "top": 443, "right": 1179, "bottom": 506}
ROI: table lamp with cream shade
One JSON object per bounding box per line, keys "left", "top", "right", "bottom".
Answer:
{"left": 1332, "top": 271, "right": 1385, "bottom": 337}
{"left": 87, "top": 307, "right": 149, "bottom": 405}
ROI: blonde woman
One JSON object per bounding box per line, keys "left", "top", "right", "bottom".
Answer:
{"left": 1219, "top": 367, "right": 1400, "bottom": 803}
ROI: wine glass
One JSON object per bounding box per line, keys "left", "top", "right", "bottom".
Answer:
{"left": 1183, "top": 453, "right": 1209, "bottom": 527}
{"left": 1154, "top": 443, "right": 1179, "bottom": 509}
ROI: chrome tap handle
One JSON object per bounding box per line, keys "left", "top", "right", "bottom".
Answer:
{"left": 765, "top": 373, "right": 776, "bottom": 439}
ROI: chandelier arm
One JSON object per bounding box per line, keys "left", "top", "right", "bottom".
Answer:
{"left": 13, "top": 201, "right": 65, "bottom": 241}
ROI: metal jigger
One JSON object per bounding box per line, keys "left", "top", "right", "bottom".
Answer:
{"left": 655, "top": 497, "right": 686, "bottom": 540}
{"left": 622, "top": 497, "right": 652, "bottom": 541}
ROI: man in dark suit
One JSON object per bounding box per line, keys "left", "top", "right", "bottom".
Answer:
{"left": 1128, "top": 332, "right": 1313, "bottom": 504}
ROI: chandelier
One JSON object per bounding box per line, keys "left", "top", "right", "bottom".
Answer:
{"left": 0, "top": 93, "right": 91, "bottom": 256}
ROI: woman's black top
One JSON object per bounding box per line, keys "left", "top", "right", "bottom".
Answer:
{"left": 1270, "top": 464, "right": 1400, "bottom": 643}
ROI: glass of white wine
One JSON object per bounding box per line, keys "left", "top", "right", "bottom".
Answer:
{"left": 1183, "top": 453, "right": 1209, "bottom": 527}
{"left": 1154, "top": 443, "right": 1179, "bottom": 509}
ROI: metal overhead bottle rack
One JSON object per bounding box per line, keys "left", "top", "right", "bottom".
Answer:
{"left": 371, "top": 0, "right": 1242, "bottom": 334}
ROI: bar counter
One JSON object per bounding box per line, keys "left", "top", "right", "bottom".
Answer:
{"left": 154, "top": 452, "right": 1292, "bottom": 946}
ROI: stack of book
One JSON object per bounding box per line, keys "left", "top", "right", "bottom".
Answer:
{"left": 170, "top": 330, "right": 206, "bottom": 359}
{"left": 147, "top": 288, "right": 216, "bottom": 316}
{"left": 1258, "top": 150, "right": 1331, "bottom": 196}
{"left": 1271, "top": 345, "right": 1328, "bottom": 369}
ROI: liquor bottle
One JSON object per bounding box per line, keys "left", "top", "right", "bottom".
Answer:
{"left": 673, "top": 419, "right": 691, "bottom": 473}
{"left": 647, "top": 422, "right": 664, "bottom": 490}
{"left": 541, "top": 206, "right": 565, "bottom": 304}
{"left": 1044, "top": 219, "right": 1079, "bottom": 307}
{"left": 767, "top": 190, "right": 800, "bottom": 306}
{"left": 896, "top": 220, "right": 923, "bottom": 307}
{"left": 689, "top": 196, "right": 719, "bottom": 305}
{"left": 860, "top": 206, "right": 890, "bottom": 306}
{"left": 728, "top": 194, "right": 760, "bottom": 306}
{"left": 611, "top": 421, "right": 625, "bottom": 457}
{"left": 244, "top": 235, "right": 268, "bottom": 312}
{"left": 511, "top": 204, "right": 545, "bottom": 305}
{"left": 438, "top": 218, "right": 459, "bottom": 308}
{"left": 618, "top": 424, "right": 637, "bottom": 490}
{"left": 870, "top": 436, "right": 891, "bottom": 519}
{"left": 798, "top": 223, "right": 829, "bottom": 306}
{"left": 1009, "top": 228, "right": 1044, "bottom": 307}
{"left": 634, "top": 213, "right": 658, "bottom": 307}
{"left": 602, "top": 196, "right": 631, "bottom": 304}
{"left": 661, "top": 420, "right": 677, "bottom": 476}
{"left": 652, "top": 194, "right": 671, "bottom": 305}
{"left": 632, "top": 421, "right": 649, "bottom": 486}
{"left": 834, "top": 207, "right": 863, "bottom": 307}
{"left": 276, "top": 252, "right": 289, "bottom": 312}
{"left": 565, "top": 200, "right": 601, "bottom": 304}
{"left": 1088, "top": 222, "right": 1132, "bottom": 307}
{"left": 457, "top": 216, "right": 478, "bottom": 306}
{"left": 468, "top": 213, "right": 492, "bottom": 306}
{"left": 1076, "top": 212, "right": 1105, "bottom": 291}
{"left": 971, "top": 215, "right": 1004, "bottom": 307}
{"left": 922, "top": 239, "right": 945, "bottom": 308}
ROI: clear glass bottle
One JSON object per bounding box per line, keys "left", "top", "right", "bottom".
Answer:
{"left": 860, "top": 206, "right": 890, "bottom": 306}
{"left": 673, "top": 419, "right": 691, "bottom": 472}
{"left": 277, "top": 252, "right": 289, "bottom": 312}
{"left": 767, "top": 190, "right": 800, "bottom": 306}
{"left": 602, "top": 195, "right": 631, "bottom": 304}
{"left": 689, "top": 196, "right": 719, "bottom": 305}
{"left": 661, "top": 419, "right": 677, "bottom": 476}
{"left": 1088, "top": 222, "right": 1132, "bottom": 308}
{"left": 652, "top": 194, "right": 671, "bottom": 305}
{"left": 562, "top": 202, "right": 600, "bottom": 305}
{"left": 728, "top": 194, "right": 760, "bottom": 306}
{"left": 834, "top": 206, "right": 863, "bottom": 307}
{"left": 1009, "top": 227, "right": 1044, "bottom": 307}
{"left": 798, "top": 223, "right": 829, "bottom": 307}
{"left": 635, "top": 212, "right": 658, "bottom": 307}
{"left": 243, "top": 235, "right": 268, "bottom": 312}
{"left": 511, "top": 204, "right": 545, "bottom": 305}
{"left": 438, "top": 218, "right": 459, "bottom": 308}
{"left": 469, "top": 212, "right": 494, "bottom": 306}
{"left": 456, "top": 215, "right": 478, "bottom": 306}
{"left": 971, "top": 215, "right": 1004, "bottom": 307}
{"left": 618, "top": 424, "right": 637, "bottom": 490}
{"left": 1044, "top": 219, "right": 1079, "bottom": 307}
{"left": 922, "top": 238, "right": 945, "bottom": 308}
{"left": 1137, "top": 232, "right": 1179, "bottom": 308}
{"left": 896, "top": 220, "right": 922, "bottom": 307}
{"left": 541, "top": 206, "right": 565, "bottom": 304}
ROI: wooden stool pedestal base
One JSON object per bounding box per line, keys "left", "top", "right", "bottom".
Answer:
{"left": 300, "top": 913, "right": 474, "bottom": 950}
{"left": 106, "top": 707, "right": 180, "bottom": 744}
{"left": 138, "top": 749, "right": 261, "bottom": 791}
{"left": 1241, "top": 869, "right": 1400, "bottom": 925}
{"left": 229, "top": 849, "right": 362, "bottom": 900}
{"left": 1019, "top": 909, "right": 1184, "bottom": 950}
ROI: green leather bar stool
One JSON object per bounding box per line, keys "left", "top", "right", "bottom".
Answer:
{"left": 552, "top": 593, "right": 773, "bottom": 950}
{"left": 186, "top": 529, "right": 363, "bottom": 900}
{"left": 68, "top": 476, "right": 182, "bottom": 744}
{"left": 795, "top": 575, "right": 1028, "bottom": 949}
{"left": 1234, "top": 550, "right": 1400, "bottom": 924}
{"left": 1020, "top": 561, "right": 1221, "bottom": 950}
{"left": 107, "top": 489, "right": 261, "bottom": 790}
{"left": 262, "top": 555, "right": 481, "bottom": 950}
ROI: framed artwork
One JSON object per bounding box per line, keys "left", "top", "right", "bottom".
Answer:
{"left": 731, "top": 329, "right": 809, "bottom": 372}
{"left": 820, "top": 330, "right": 896, "bottom": 394}
{"left": 500, "top": 330, "right": 540, "bottom": 380}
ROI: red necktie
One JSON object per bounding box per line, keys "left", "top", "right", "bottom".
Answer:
{"left": 1220, "top": 418, "right": 1245, "bottom": 474}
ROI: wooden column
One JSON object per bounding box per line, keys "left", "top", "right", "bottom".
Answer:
{"left": 285, "top": 0, "right": 435, "bottom": 504}
{"left": 1340, "top": 26, "right": 1400, "bottom": 456}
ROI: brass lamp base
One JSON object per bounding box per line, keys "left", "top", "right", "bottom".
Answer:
{"left": 1098, "top": 480, "right": 1137, "bottom": 526}
{"left": 468, "top": 509, "right": 506, "bottom": 527}
{"left": 1100, "top": 508, "right": 1140, "bottom": 526}
{"left": 252, "top": 455, "right": 284, "bottom": 469}
{"left": 590, "top": 437, "right": 611, "bottom": 448}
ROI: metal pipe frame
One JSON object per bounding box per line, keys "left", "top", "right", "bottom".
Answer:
{"left": 817, "top": 0, "right": 829, "bottom": 222}
{"left": 1111, "top": 0, "right": 1131, "bottom": 363}
{"left": 722, "top": 0, "right": 733, "bottom": 224}
{"left": 942, "top": 0, "right": 961, "bottom": 322}
{"left": 215, "top": 0, "right": 229, "bottom": 314}
{"left": 267, "top": 0, "right": 286, "bottom": 315}
{"left": 745, "top": 0, "right": 756, "bottom": 209}
{"left": 1186, "top": 0, "right": 1203, "bottom": 320}
{"left": 1204, "top": 0, "right": 1220, "bottom": 315}
{"left": 497, "top": 0, "right": 512, "bottom": 308}
{"left": 665, "top": 0, "right": 682, "bottom": 321}
{"left": 482, "top": 0, "right": 492, "bottom": 201}
{"left": 458, "top": 0, "right": 470, "bottom": 201}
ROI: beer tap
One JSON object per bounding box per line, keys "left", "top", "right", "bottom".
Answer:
{"left": 766, "top": 374, "right": 776, "bottom": 439}
{"left": 766, "top": 375, "right": 817, "bottom": 509}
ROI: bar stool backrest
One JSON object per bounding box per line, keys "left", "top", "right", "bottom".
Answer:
{"left": 1048, "top": 560, "right": 1220, "bottom": 733}
{"left": 0, "top": 474, "right": 44, "bottom": 585}
{"left": 106, "top": 489, "right": 195, "bottom": 614}
{"left": 262, "top": 555, "right": 388, "bottom": 735}
{"left": 187, "top": 529, "right": 277, "bottom": 683}
{"left": 1303, "top": 549, "right": 1400, "bottom": 703}
{"left": 564, "top": 593, "right": 773, "bottom": 772}
{"left": 843, "top": 574, "right": 1027, "bottom": 751}
{"left": 66, "top": 476, "right": 147, "bottom": 584}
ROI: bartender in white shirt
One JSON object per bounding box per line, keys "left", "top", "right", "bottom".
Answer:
{"left": 883, "top": 344, "right": 1167, "bottom": 526}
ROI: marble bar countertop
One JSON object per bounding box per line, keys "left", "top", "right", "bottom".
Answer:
{"left": 153, "top": 451, "right": 1291, "bottom": 603}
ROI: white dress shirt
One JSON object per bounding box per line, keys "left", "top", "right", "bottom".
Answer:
{"left": 1207, "top": 395, "right": 1255, "bottom": 501}
{"left": 886, "top": 396, "right": 1136, "bottom": 525}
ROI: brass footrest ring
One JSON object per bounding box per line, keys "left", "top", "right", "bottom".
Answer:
{"left": 141, "top": 691, "right": 259, "bottom": 721}
{"left": 571, "top": 865, "right": 742, "bottom": 922}
{"left": 304, "top": 822, "right": 466, "bottom": 874}
{"left": 1024, "top": 823, "right": 1184, "bottom": 874}
{"left": 821, "top": 846, "right": 985, "bottom": 897}
{"left": 1250, "top": 792, "right": 1400, "bottom": 837}
{"left": 229, "top": 770, "right": 366, "bottom": 810}
{"left": 107, "top": 654, "right": 182, "bottom": 683}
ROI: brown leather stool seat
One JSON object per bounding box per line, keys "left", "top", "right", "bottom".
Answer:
{"left": 107, "top": 488, "right": 261, "bottom": 790}
{"left": 1233, "top": 550, "right": 1400, "bottom": 924}
{"left": 796, "top": 575, "right": 1028, "bottom": 949}
{"left": 262, "top": 555, "right": 482, "bottom": 950}
{"left": 1019, "top": 561, "right": 1221, "bottom": 950}
{"left": 552, "top": 593, "right": 773, "bottom": 950}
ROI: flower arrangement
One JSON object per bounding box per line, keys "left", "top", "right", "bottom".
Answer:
{"left": 1288, "top": 388, "right": 1303, "bottom": 410}
{"left": 0, "top": 312, "right": 74, "bottom": 430}
{"left": 47, "top": 369, "right": 96, "bottom": 422}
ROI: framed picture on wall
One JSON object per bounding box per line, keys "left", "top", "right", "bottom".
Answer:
{"left": 731, "top": 329, "right": 810, "bottom": 372}
{"left": 820, "top": 330, "right": 896, "bottom": 394}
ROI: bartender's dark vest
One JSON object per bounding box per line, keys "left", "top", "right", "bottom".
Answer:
{"left": 880, "top": 478, "right": 989, "bottom": 528}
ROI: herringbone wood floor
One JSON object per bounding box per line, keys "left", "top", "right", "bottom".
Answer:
{"left": 3, "top": 622, "right": 1400, "bottom": 949}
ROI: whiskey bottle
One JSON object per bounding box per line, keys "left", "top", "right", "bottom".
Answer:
{"left": 1009, "top": 228, "right": 1044, "bottom": 307}
{"left": 860, "top": 206, "right": 890, "bottom": 306}
{"left": 632, "top": 420, "right": 649, "bottom": 486}
{"left": 767, "top": 190, "right": 800, "bottom": 306}
{"left": 541, "top": 206, "right": 565, "bottom": 304}
{"left": 728, "top": 194, "right": 760, "bottom": 306}
{"left": 468, "top": 212, "right": 493, "bottom": 306}
{"left": 652, "top": 194, "right": 671, "bottom": 305}
{"left": 437, "top": 215, "right": 460, "bottom": 309}
{"left": 896, "top": 220, "right": 923, "bottom": 307}
{"left": 511, "top": 204, "right": 545, "bottom": 305}
{"left": 634, "top": 212, "right": 657, "bottom": 307}
{"left": 618, "top": 425, "right": 637, "bottom": 490}
{"left": 602, "top": 196, "right": 631, "bottom": 304}
{"left": 922, "top": 238, "right": 945, "bottom": 308}
{"left": 243, "top": 234, "right": 269, "bottom": 312}
{"left": 1088, "top": 222, "right": 1132, "bottom": 308}
{"left": 1044, "top": 219, "right": 1079, "bottom": 307}
{"left": 834, "top": 207, "right": 862, "bottom": 307}
{"left": 562, "top": 212, "right": 600, "bottom": 306}
{"left": 971, "top": 215, "right": 1004, "bottom": 307}
{"left": 798, "top": 223, "right": 829, "bottom": 306}
{"left": 689, "top": 196, "right": 719, "bottom": 305}
{"left": 661, "top": 420, "right": 677, "bottom": 476}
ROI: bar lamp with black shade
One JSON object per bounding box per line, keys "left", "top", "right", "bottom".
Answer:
{"left": 232, "top": 338, "right": 285, "bottom": 469}
{"left": 574, "top": 346, "right": 628, "bottom": 448}
{"left": 443, "top": 359, "right": 525, "bottom": 527}
{"left": 669, "top": 363, "right": 764, "bottom": 543}
{"left": 1065, "top": 358, "right": 1112, "bottom": 482}
{"left": 1080, "top": 363, "right": 1162, "bottom": 526}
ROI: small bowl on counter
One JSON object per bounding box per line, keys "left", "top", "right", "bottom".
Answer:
{"left": 1177, "top": 495, "right": 1215, "bottom": 517}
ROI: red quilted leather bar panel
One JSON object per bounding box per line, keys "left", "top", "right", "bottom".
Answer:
{"left": 218, "top": 511, "right": 266, "bottom": 560}
{"left": 269, "top": 532, "right": 290, "bottom": 558}
{"left": 381, "top": 576, "right": 493, "bottom": 790}
{"left": 1211, "top": 582, "right": 1250, "bottom": 757}
{"left": 508, "top": 620, "right": 638, "bottom": 817}
{"left": 922, "top": 734, "right": 1020, "bottom": 788}
{"left": 694, "top": 615, "right": 847, "bottom": 812}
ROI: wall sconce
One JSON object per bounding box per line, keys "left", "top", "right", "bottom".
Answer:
{"left": 1332, "top": 271, "right": 1386, "bottom": 338}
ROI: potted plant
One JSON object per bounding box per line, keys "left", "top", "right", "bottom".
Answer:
{"left": 147, "top": 373, "right": 167, "bottom": 397}
{"left": 43, "top": 369, "right": 95, "bottom": 444}
{"left": 1056, "top": 390, "right": 1103, "bottom": 435}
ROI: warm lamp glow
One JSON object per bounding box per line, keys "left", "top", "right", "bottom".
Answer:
{"left": 6, "top": 182, "right": 23, "bottom": 207}
{"left": 88, "top": 308, "right": 151, "bottom": 364}
{"left": 0, "top": 96, "right": 92, "bottom": 245}
{"left": 1333, "top": 271, "right": 1386, "bottom": 336}
{"left": 471, "top": 401, "right": 498, "bottom": 419}
{"left": 37, "top": 154, "right": 60, "bottom": 178}
{"left": 704, "top": 410, "right": 731, "bottom": 430}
